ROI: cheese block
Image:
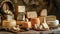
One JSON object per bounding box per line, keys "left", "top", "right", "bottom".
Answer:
{"left": 39, "top": 17, "right": 49, "bottom": 29}
{"left": 2, "top": 20, "right": 10, "bottom": 28}
{"left": 9, "top": 20, "right": 16, "bottom": 27}
{"left": 12, "top": 25, "right": 20, "bottom": 31}
{"left": 47, "top": 20, "right": 59, "bottom": 27}
{"left": 16, "top": 21, "right": 21, "bottom": 25}
{"left": 30, "top": 18, "right": 40, "bottom": 27}
{"left": 39, "top": 17, "right": 44, "bottom": 25}
{"left": 40, "top": 25, "right": 43, "bottom": 29}
{"left": 40, "top": 9, "right": 47, "bottom": 17}
{"left": 17, "top": 12, "right": 25, "bottom": 21}
{"left": 20, "top": 21, "right": 32, "bottom": 28}
{"left": 2, "top": 20, "right": 16, "bottom": 28}
{"left": 42, "top": 22, "right": 49, "bottom": 29}
{"left": 27, "top": 11, "right": 37, "bottom": 18}
{"left": 46, "top": 15, "right": 56, "bottom": 21}
{"left": 34, "top": 24, "right": 40, "bottom": 29}
{"left": 42, "top": 17, "right": 49, "bottom": 29}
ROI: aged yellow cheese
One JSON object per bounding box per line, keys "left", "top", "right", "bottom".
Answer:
{"left": 39, "top": 17, "right": 44, "bottom": 25}
{"left": 30, "top": 18, "right": 40, "bottom": 27}
{"left": 42, "top": 22, "right": 49, "bottom": 29}
{"left": 39, "top": 17, "right": 49, "bottom": 29}
{"left": 46, "top": 15, "right": 56, "bottom": 21}
{"left": 40, "top": 9, "right": 47, "bottom": 17}
{"left": 20, "top": 21, "right": 32, "bottom": 28}
{"left": 2, "top": 20, "right": 16, "bottom": 28}
{"left": 9, "top": 20, "right": 16, "bottom": 27}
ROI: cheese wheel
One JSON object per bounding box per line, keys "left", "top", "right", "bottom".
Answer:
{"left": 30, "top": 18, "right": 40, "bottom": 27}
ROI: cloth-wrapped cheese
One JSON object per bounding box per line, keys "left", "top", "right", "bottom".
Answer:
{"left": 2, "top": 20, "right": 16, "bottom": 28}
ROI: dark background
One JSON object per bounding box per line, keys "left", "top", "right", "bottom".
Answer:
{"left": 0, "top": 0, "right": 60, "bottom": 23}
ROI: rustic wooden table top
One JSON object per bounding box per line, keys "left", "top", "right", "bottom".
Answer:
{"left": 0, "top": 28, "right": 60, "bottom": 34}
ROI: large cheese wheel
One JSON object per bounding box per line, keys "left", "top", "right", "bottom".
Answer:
{"left": 30, "top": 18, "right": 40, "bottom": 27}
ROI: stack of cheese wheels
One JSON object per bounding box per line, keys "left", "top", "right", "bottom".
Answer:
{"left": 30, "top": 18, "right": 40, "bottom": 28}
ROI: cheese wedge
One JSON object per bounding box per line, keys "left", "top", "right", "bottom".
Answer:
{"left": 42, "top": 22, "right": 49, "bottom": 29}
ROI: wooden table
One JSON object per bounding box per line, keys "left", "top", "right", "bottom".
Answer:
{"left": 0, "top": 28, "right": 60, "bottom": 34}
